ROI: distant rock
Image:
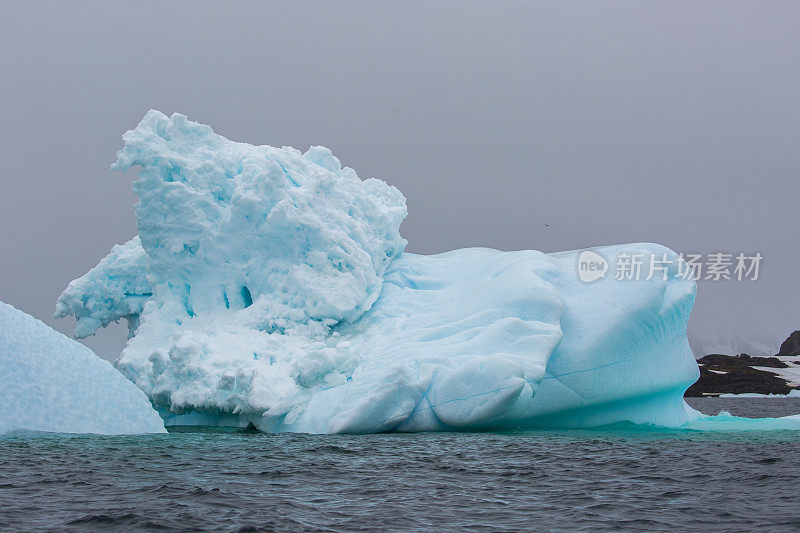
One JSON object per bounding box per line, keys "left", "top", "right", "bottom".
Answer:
{"left": 778, "top": 330, "right": 800, "bottom": 356}
{"left": 696, "top": 353, "right": 788, "bottom": 369}
{"left": 685, "top": 354, "right": 796, "bottom": 397}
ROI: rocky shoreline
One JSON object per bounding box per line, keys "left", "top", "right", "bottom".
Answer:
{"left": 684, "top": 331, "right": 800, "bottom": 397}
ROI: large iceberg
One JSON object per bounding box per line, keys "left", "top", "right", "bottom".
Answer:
{"left": 56, "top": 110, "right": 700, "bottom": 433}
{"left": 0, "top": 301, "right": 165, "bottom": 435}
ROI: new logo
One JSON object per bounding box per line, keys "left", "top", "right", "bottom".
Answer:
{"left": 578, "top": 250, "right": 608, "bottom": 283}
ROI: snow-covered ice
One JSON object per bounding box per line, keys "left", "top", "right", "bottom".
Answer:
{"left": 55, "top": 235, "right": 150, "bottom": 339}
{"left": 0, "top": 301, "right": 165, "bottom": 435}
{"left": 57, "top": 110, "right": 703, "bottom": 433}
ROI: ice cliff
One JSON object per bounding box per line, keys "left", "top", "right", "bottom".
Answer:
{"left": 0, "top": 301, "right": 165, "bottom": 435}
{"left": 56, "top": 111, "right": 700, "bottom": 433}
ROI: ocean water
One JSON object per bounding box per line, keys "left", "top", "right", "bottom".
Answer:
{"left": 1, "top": 398, "right": 799, "bottom": 532}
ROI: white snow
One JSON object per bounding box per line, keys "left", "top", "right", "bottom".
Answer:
{"left": 0, "top": 301, "right": 165, "bottom": 435}
{"left": 56, "top": 110, "right": 702, "bottom": 433}
{"left": 751, "top": 365, "right": 800, "bottom": 387}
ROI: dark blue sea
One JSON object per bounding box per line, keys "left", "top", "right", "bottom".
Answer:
{"left": 1, "top": 397, "right": 799, "bottom": 532}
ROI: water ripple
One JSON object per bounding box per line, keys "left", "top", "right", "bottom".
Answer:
{"left": 0, "top": 398, "right": 799, "bottom": 531}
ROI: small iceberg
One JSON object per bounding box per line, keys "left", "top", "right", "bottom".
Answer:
{"left": 0, "top": 301, "right": 165, "bottom": 435}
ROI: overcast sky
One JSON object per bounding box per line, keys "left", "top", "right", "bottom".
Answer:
{"left": 1, "top": 1, "right": 798, "bottom": 359}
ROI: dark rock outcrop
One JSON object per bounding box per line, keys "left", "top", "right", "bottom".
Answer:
{"left": 778, "top": 330, "right": 800, "bottom": 356}
{"left": 684, "top": 354, "right": 795, "bottom": 397}
{"left": 696, "top": 353, "right": 788, "bottom": 369}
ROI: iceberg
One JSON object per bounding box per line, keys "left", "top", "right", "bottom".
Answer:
{"left": 0, "top": 301, "right": 165, "bottom": 435}
{"left": 56, "top": 110, "right": 701, "bottom": 433}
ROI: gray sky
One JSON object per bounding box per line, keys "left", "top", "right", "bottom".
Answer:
{"left": 1, "top": 1, "right": 798, "bottom": 360}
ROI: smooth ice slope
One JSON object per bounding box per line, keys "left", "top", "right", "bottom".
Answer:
{"left": 57, "top": 110, "right": 701, "bottom": 433}
{"left": 289, "top": 244, "right": 699, "bottom": 433}
{"left": 0, "top": 301, "right": 165, "bottom": 435}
